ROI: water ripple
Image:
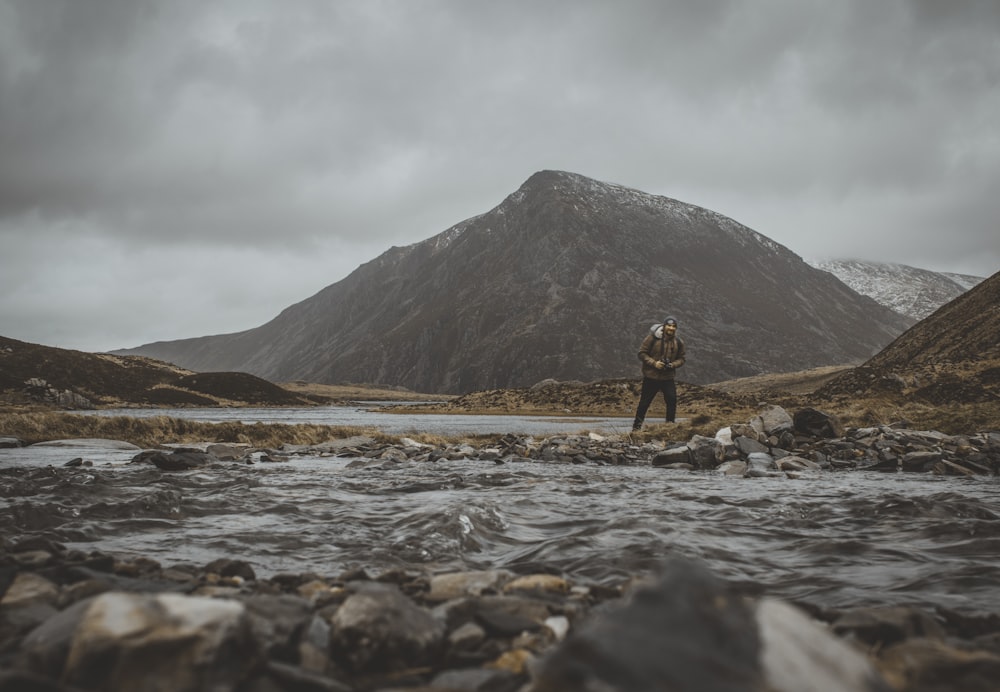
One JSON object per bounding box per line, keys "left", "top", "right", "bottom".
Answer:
{"left": 2, "top": 457, "right": 999, "bottom": 615}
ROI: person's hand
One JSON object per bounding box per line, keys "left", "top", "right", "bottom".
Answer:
{"left": 655, "top": 361, "right": 665, "bottom": 370}
{"left": 664, "top": 361, "right": 673, "bottom": 368}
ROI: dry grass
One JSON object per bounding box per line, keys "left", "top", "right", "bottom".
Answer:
{"left": 279, "top": 381, "right": 453, "bottom": 403}
{"left": 0, "top": 412, "right": 387, "bottom": 448}
{"left": 817, "top": 398, "right": 1000, "bottom": 435}
{"left": 707, "top": 365, "right": 855, "bottom": 395}
{"left": 0, "top": 411, "right": 509, "bottom": 449}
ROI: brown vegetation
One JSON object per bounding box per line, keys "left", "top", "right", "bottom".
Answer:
{"left": 0, "top": 335, "right": 311, "bottom": 408}
{"left": 0, "top": 412, "right": 423, "bottom": 449}
{"left": 279, "top": 381, "right": 453, "bottom": 403}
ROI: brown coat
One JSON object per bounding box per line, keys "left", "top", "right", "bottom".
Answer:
{"left": 638, "top": 327, "right": 686, "bottom": 380}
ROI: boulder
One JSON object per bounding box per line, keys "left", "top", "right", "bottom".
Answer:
{"left": 756, "top": 405, "right": 795, "bottom": 436}
{"left": 34, "top": 592, "right": 260, "bottom": 692}
{"left": 329, "top": 582, "right": 444, "bottom": 674}
{"left": 746, "top": 453, "right": 779, "bottom": 478}
{"left": 652, "top": 446, "right": 692, "bottom": 467}
{"left": 206, "top": 443, "right": 251, "bottom": 461}
{"left": 715, "top": 460, "right": 748, "bottom": 476}
{"left": 687, "top": 435, "right": 723, "bottom": 469}
{"left": 146, "top": 451, "right": 214, "bottom": 471}
{"left": 735, "top": 436, "right": 770, "bottom": 456}
{"left": 793, "top": 408, "right": 845, "bottom": 438}
{"left": 426, "top": 570, "right": 513, "bottom": 602}
{"left": 529, "top": 558, "right": 764, "bottom": 691}
{"left": 757, "top": 598, "right": 887, "bottom": 692}
{"left": 528, "top": 558, "right": 888, "bottom": 692}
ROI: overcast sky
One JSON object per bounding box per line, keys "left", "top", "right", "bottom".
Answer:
{"left": 2, "top": 0, "right": 998, "bottom": 353}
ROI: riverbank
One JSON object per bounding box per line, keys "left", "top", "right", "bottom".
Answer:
{"left": 3, "top": 403, "right": 1000, "bottom": 690}
{"left": 3, "top": 455, "right": 1000, "bottom": 691}
{"left": 5, "top": 537, "right": 999, "bottom": 692}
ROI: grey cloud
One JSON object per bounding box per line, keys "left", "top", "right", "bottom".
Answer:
{"left": 0, "top": 0, "right": 997, "bottom": 352}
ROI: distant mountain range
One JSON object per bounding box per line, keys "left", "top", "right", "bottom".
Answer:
{"left": 809, "top": 259, "right": 985, "bottom": 320}
{"left": 114, "top": 170, "right": 912, "bottom": 394}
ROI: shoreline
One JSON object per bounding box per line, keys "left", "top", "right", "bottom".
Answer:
{"left": 3, "top": 512, "right": 999, "bottom": 691}
{"left": 3, "top": 403, "right": 1000, "bottom": 689}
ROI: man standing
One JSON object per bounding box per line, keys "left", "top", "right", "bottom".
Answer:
{"left": 633, "top": 316, "right": 686, "bottom": 431}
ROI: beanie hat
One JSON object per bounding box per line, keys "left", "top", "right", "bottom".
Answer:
{"left": 663, "top": 316, "right": 678, "bottom": 326}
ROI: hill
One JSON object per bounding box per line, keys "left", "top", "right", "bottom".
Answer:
{"left": 0, "top": 335, "right": 312, "bottom": 408}
{"left": 817, "top": 270, "right": 1000, "bottom": 407}
{"left": 116, "top": 170, "right": 912, "bottom": 393}
{"left": 809, "top": 259, "right": 984, "bottom": 320}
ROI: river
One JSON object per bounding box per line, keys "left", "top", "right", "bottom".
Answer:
{"left": 2, "top": 407, "right": 998, "bottom": 618}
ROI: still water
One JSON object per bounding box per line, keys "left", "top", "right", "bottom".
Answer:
{"left": 2, "top": 409, "right": 998, "bottom": 618}
{"left": 79, "top": 404, "right": 639, "bottom": 436}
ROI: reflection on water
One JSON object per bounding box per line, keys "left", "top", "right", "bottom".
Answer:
{"left": 2, "top": 435, "right": 999, "bottom": 616}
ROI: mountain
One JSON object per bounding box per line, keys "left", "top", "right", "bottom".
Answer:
{"left": 816, "top": 270, "right": 1000, "bottom": 403}
{"left": 809, "top": 259, "right": 984, "bottom": 320}
{"left": 0, "top": 335, "right": 312, "bottom": 408}
{"left": 117, "top": 170, "right": 913, "bottom": 394}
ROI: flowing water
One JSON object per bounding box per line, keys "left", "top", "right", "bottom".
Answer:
{"left": 2, "top": 409, "right": 999, "bottom": 617}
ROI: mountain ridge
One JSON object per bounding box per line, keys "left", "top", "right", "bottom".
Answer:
{"left": 809, "top": 258, "right": 984, "bottom": 320}
{"left": 116, "top": 170, "right": 913, "bottom": 393}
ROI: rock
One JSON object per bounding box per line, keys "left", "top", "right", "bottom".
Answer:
{"left": 426, "top": 570, "right": 512, "bottom": 602}
{"left": 529, "top": 558, "right": 763, "bottom": 691}
{"left": 775, "top": 455, "right": 821, "bottom": 472}
{"left": 55, "top": 390, "right": 94, "bottom": 409}
{"left": 400, "top": 437, "right": 433, "bottom": 449}
{"left": 0, "top": 573, "right": 61, "bottom": 648}
{"left": 652, "top": 446, "right": 691, "bottom": 467}
{"left": 242, "top": 593, "right": 314, "bottom": 660}
{"left": 54, "top": 592, "right": 259, "bottom": 692}
{"left": 716, "top": 460, "right": 747, "bottom": 476}
{"left": 831, "top": 605, "right": 947, "bottom": 646}
{"left": 261, "top": 659, "right": 353, "bottom": 692}
{"left": 503, "top": 575, "right": 570, "bottom": 596}
{"left": 471, "top": 602, "right": 545, "bottom": 638}
{"left": 756, "top": 598, "right": 888, "bottom": 692}
{"left": 901, "top": 450, "right": 942, "bottom": 472}
{"left": 715, "top": 426, "right": 734, "bottom": 446}
{"left": 876, "top": 637, "right": 1000, "bottom": 692}
{"left": 0, "top": 573, "right": 59, "bottom": 610}
{"left": 146, "top": 451, "right": 214, "bottom": 471}
{"left": 448, "top": 621, "right": 487, "bottom": 651}
{"left": 206, "top": 443, "right": 251, "bottom": 461}
{"left": 329, "top": 581, "right": 444, "bottom": 674}
{"left": 793, "top": 408, "right": 845, "bottom": 438}
{"left": 530, "top": 558, "right": 891, "bottom": 692}
{"left": 735, "top": 435, "right": 770, "bottom": 456}
{"left": 687, "top": 434, "right": 723, "bottom": 469}
{"left": 746, "top": 453, "right": 779, "bottom": 478}
{"left": 431, "top": 666, "right": 524, "bottom": 691}
{"left": 757, "top": 405, "right": 795, "bottom": 436}
{"left": 14, "top": 598, "right": 93, "bottom": 679}
{"left": 434, "top": 593, "right": 552, "bottom": 638}
{"left": 205, "top": 558, "right": 257, "bottom": 582}
{"left": 730, "top": 423, "right": 762, "bottom": 442}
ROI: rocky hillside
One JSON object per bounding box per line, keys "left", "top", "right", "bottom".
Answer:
{"left": 117, "top": 170, "right": 913, "bottom": 393}
{"left": 0, "top": 335, "right": 312, "bottom": 408}
{"left": 810, "top": 259, "right": 984, "bottom": 320}
{"left": 817, "top": 270, "right": 1000, "bottom": 404}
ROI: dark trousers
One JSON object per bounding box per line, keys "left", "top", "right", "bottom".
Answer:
{"left": 633, "top": 377, "right": 677, "bottom": 428}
